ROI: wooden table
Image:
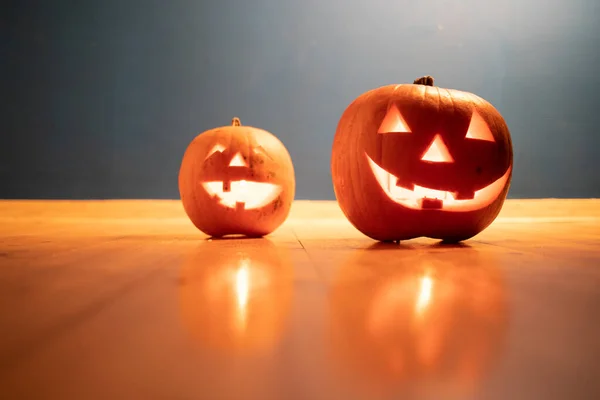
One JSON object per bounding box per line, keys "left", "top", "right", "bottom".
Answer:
{"left": 1, "top": 199, "right": 599, "bottom": 399}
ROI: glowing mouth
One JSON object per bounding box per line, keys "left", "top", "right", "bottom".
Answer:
{"left": 366, "top": 154, "right": 511, "bottom": 212}
{"left": 202, "top": 180, "right": 282, "bottom": 210}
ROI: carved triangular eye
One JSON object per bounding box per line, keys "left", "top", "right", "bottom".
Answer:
{"left": 378, "top": 104, "right": 411, "bottom": 134}
{"left": 205, "top": 144, "right": 226, "bottom": 160}
{"left": 466, "top": 111, "right": 495, "bottom": 142}
{"left": 229, "top": 152, "right": 247, "bottom": 167}
{"left": 421, "top": 134, "right": 454, "bottom": 163}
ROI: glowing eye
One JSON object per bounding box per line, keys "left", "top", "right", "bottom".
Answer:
{"left": 378, "top": 104, "right": 411, "bottom": 134}
{"left": 421, "top": 134, "right": 454, "bottom": 163}
{"left": 465, "top": 111, "right": 496, "bottom": 142}
{"left": 229, "top": 152, "right": 247, "bottom": 167}
{"left": 205, "top": 144, "right": 226, "bottom": 160}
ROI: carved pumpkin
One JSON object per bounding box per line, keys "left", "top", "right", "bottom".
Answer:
{"left": 179, "top": 239, "right": 293, "bottom": 353}
{"left": 328, "top": 245, "right": 508, "bottom": 395}
{"left": 331, "top": 76, "right": 513, "bottom": 242}
{"left": 179, "top": 117, "right": 295, "bottom": 237}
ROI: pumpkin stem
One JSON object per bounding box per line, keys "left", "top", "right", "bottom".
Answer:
{"left": 232, "top": 117, "right": 241, "bottom": 126}
{"left": 413, "top": 76, "right": 434, "bottom": 86}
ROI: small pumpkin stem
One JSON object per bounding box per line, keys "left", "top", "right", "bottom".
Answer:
{"left": 232, "top": 117, "right": 241, "bottom": 126}
{"left": 413, "top": 76, "right": 434, "bottom": 86}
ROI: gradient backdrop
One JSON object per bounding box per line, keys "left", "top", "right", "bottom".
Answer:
{"left": 2, "top": 0, "right": 599, "bottom": 199}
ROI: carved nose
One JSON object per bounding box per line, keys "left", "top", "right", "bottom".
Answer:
{"left": 229, "top": 152, "right": 247, "bottom": 167}
{"left": 421, "top": 134, "right": 454, "bottom": 163}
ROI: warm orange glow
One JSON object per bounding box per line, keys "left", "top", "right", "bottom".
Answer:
{"left": 366, "top": 281, "right": 408, "bottom": 338}
{"left": 466, "top": 111, "right": 495, "bottom": 142}
{"left": 179, "top": 243, "right": 294, "bottom": 354}
{"left": 328, "top": 250, "right": 508, "bottom": 396}
{"left": 205, "top": 143, "right": 226, "bottom": 160}
{"left": 202, "top": 180, "right": 282, "bottom": 210}
{"left": 229, "top": 152, "right": 247, "bottom": 167}
{"left": 415, "top": 274, "right": 433, "bottom": 315}
{"left": 378, "top": 104, "right": 411, "bottom": 134}
{"left": 235, "top": 261, "right": 250, "bottom": 330}
{"left": 366, "top": 153, "right": 511, "bottom": 212}
{"left": 421, "top": 134, "right": 454, "bottom": 163}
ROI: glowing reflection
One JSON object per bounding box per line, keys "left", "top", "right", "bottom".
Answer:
{"left": 234, "top": 260, "right": 250, "bottom": 330}
{"left": 179, "top": 240, "right": 293, "bottom": 354}
{"left": 329, "top": 245, "right": 509, "bottom": 397}
{"left": 415, "top": 273, "right": 433, "bottom": 316}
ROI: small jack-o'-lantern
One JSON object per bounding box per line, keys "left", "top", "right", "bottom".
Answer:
{"left": 331, "top": 76, "right": 513, "bottom": 242}
{"left": 179, "top": 239, "right": 293, "bottom": 353}
{"left": 179, "top": 117, "right": 295, "bottom": 237}
{"left": 328, "top": 245, "right": 508, "bottom": 396}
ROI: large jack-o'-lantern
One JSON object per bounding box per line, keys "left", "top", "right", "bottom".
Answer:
{"left": 328, "top": 245, "right": 508, "bottom": 396}
{"left": 331, "top": 76, "right": 513, "bottom": 242}
{"left": 179, "top": 117, "right": 295, "bottom": 237}
{"left": 179, "top": 239, "right": 293, "bottom": 353}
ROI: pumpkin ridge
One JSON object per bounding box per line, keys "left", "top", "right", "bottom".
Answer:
{"left": 347, "top": 98, "right": 365, "bottom": 224}
{"left": 435, "top": 86, "right": 442, "bottom": 130}
{"left": 415, "top": 83, "right": 427, "bottom": 111}
{"left": 445, "top": 88, "right": 456, "bottom": 119}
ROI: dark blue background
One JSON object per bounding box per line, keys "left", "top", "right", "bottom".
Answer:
{"left": 2, "top": 0, "right": 599, "bottom": 199}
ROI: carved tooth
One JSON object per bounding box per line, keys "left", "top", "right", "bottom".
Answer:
{"left": 454, "top": 191, "right": 475, "bottom": 200}
{"left": 420, "top": 198, "right": 444, "bottom": 209}
{"left": 395, "top": 177, "right": 415, "bottom": 191}
{"left": 222, "top": 181, "right": 231, "bottom": 192}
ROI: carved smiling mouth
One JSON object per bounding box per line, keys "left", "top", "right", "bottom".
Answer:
{"left": 366, "top": 154, "right": 511, "bottom": 212}
{"left": 202, "top": 180, "right": 282, "bottom": 210}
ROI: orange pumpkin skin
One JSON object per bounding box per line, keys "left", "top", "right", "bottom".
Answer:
{"left": 331, "top": 77, "right": 513, "bottom": 242}
{"left": 179, "top": 118, "right": 295, "bottom": 237}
